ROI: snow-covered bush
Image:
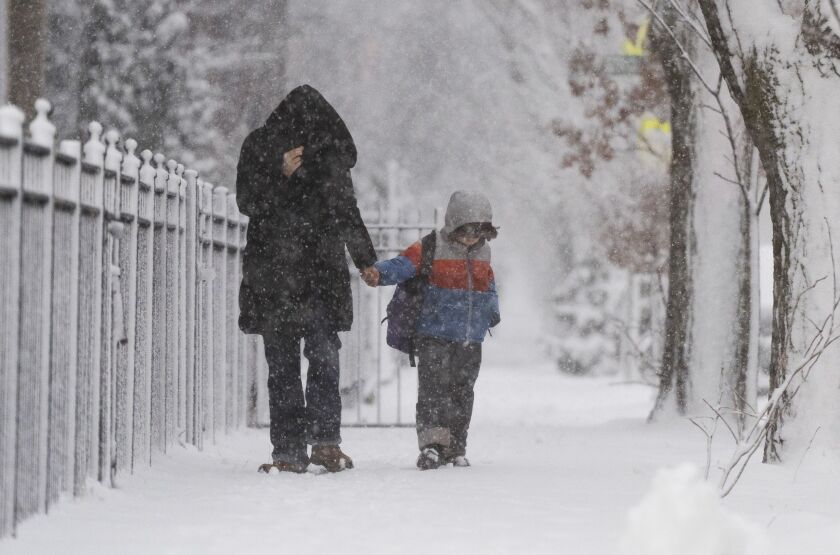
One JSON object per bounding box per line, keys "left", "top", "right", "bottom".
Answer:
{"left": 551, "top": 258, "right": 624, "bottom": 375}
{"left": 620, "top": 464, "right": 767, "bottom": 555}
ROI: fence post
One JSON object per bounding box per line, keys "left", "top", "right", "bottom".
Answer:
{"left": 16, "top": 99, "right": 56, "bottom": 522}
{"left": 211, "top": 186, "right": 229, "bottom": 435}
{"left": 198, "top": 180, "right": 215, "bottom": 444}
{"left": 0, "top": 103, "right": 24, "bottom": 538}
{"left": 47, "top": 137, "right": 81, "bottom": 508}
{"left": 115, "top": 138, "right": 140, "bottom": 475}
{"left": 183, "top": 169, "right": 199, "bottom": 446}
{"left": 238, "top": 213, "right": 249, "bottom": 427}
{"left": 75, "top": 121, "right": 105, "bottom": 494}
{"left": 151, "top": 152, "right": 168, "bottom": 453}
{"left": 225, "top": 193, "right": 239, "bottom": 429}
{"left": 164, "top": 159, "right": 180, "bottom": 447}
{"left": 177, "top": 164, "right": 188, "bottom": 440}
{"left": 99, "top": 129, "right": 123, "bottom": 487}
{"left": 133, "top": 150, "right": 156, "bottom": 467}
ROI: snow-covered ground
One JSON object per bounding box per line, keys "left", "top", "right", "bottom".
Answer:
{"left": 3, "top": 362, "right": 839, "bottom": 554}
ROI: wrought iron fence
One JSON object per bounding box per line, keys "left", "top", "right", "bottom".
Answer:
{"left": 0, "top": 100, "right": 255, "bottom": 538}
{"left": 0, "top": 98, "right": 441, "bottom": 539}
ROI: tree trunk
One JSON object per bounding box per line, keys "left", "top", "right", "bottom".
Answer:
{"left": 8, "top": 0, "right": 46, "bottom": 115}
{"left": 699, "top": 0, "right": 840, "bottom": 461}
{"left": 687, "top": 38, "right": 756, "bottom": 424}
{"left": 650, "top": 4, "right": 696, "bottom": 418}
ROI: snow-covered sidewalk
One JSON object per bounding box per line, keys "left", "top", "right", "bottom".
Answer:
{"left": 4, "top": 363, "right": 839, "bottom": 554}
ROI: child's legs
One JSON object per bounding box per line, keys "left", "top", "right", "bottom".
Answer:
{"left": 448, "top": 342, "right": 482, "bottom": 457}
{"left": 416, "top": 336, "right": 454, "bottom": 450}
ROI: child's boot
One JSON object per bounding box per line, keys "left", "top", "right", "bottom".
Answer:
{"left": 450, "top": 455, "right": 470, "bottom": 467}
{"left": 416, "top": 445, "right": 444, "bottom": 470}
{"left": 443, "top": 448, "right": 471, "bottom": 467}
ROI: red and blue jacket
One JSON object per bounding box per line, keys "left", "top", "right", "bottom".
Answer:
{"left": 375, "top": 231, "right": 500, "bottom": 344}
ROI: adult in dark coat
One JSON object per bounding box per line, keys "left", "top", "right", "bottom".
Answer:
{"left": 236, "top": 85, "right": 378, "bottom": 473}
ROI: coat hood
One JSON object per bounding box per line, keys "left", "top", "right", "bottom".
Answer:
{"left": 442, "top": 190, "right": 494, "bottom": 234}
{"left": 265, "top": 84, "right": 357, "bottom": 169}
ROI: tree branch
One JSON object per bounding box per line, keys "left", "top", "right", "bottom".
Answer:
{"left": 696, "top": 0, "right": 747, "bottom": 106}
{"left": 636, "top": 0, "right": 718, "bottom": 94}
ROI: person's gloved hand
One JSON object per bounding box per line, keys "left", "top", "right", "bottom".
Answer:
{"left": 361, "top": 266, "right": 380, "bottom": 287}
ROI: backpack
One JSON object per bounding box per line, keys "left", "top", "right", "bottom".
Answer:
{"left": 383, "top": 232, "right": 437, "bottom": 367}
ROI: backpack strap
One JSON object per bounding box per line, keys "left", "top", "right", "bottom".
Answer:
{"left": 418, "top": 232, "right": 436, "bottom": 280}
{"left": 409, "top": 232, "right": 437, "bottom": 368}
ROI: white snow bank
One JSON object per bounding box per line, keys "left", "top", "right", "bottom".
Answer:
{"left": 620, "top": 464, "right": 767, "bottom": 555}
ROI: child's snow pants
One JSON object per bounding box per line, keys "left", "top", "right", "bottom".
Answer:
{"left": 415, "top": 336, "right": 482, "bottom": 456}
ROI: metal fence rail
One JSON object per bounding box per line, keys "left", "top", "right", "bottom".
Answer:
{"left": 0, "top": 100, "right": 259, "bottom": 539}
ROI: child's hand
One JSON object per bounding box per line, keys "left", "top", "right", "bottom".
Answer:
{"left": 282, "top": 146, "right": 303, "bottom": 177}
{"left": 361, "top": 266, "right": 380, "bottom": 287}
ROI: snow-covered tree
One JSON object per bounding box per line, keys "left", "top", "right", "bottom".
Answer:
{"left": 552, "top": 257, "right": 624, "bottom": 375}
{"left": 556, "top": 1, "right": 760, "bottom": 421}
{"left": 77, "top": 0, "right": 190, "bottom": 153}
{"left": 697, "top": 0, "right": 840, "bottom": 462}
{"left": 46, "top": 0, "right": 288, "bottom": 186}
{"left": 177, "top": 0, "right": 288, "bottom": 186}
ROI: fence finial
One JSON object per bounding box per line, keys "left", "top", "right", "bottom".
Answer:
{"left": 0, "top": 104, "right": 25, "bottom": 139}
{"left": 153, "top": 153, "right": 167, "bottom": 192}
{"left": 227, "top": 192, "right": 239, "bottom": 224}
{"left": 104, "top": 130, "right": 122, "bottom": 171}
{"left": 184, "top": 169, "right": 198, "bottom": 195}
{"left": 166, "top": 159, "right": 180, "bottom": 192}
{"left": 176, "top": 163, "right": 184, "bottom": 178}
{"left": 29, "top": 98, "right": 56, "bottom": 149}
{"left": 212, "top": 186, "right": 229, "bottom": 221}
{"left": 59, "top": 140, "right": 81, "bottom": 160}
{"left": 139, "top": 150, "right": 155, "bottom": 185}
{"left": 84, "top": 121, "right": 105, "bottom": 166}
{"left": 122, "top": 139, "right": 141, "bottom": 181}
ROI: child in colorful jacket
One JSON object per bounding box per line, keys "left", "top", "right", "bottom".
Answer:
{"left": 370, "top": 190, "right": 500, "bottom": 469}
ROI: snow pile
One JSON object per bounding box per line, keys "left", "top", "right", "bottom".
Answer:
{"left": 620, "top": 464, "right": 767, "bottom": 555}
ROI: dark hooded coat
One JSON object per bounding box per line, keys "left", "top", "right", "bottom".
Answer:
{"left": 236, "top": 85, "right": 377, "bottom": 334}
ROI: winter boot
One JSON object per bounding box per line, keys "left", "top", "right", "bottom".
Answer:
{"left": 258, "top": 461, "right": 308, "bottom": 474}
{"left": 310, "top": 445, "right": 354, "bottom": 472}
{"left": 449, "top": 455, "right": 470, "bottom": 467}
{"left": 416, "top": 445, "right": 444, "bottom": 470}
{"left": 442, "top": 449, "right": 470, "bottom": 467}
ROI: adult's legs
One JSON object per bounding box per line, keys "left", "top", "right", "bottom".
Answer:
{"left": 448, "top": 342, "right": 482, "bottom": 457}
{"left": 416, "top": 337, "right": 453, "bottom": 449}
{"left": 263, "top": 330, "right": 309, "bottom": 466}
{"left": 302, "top": 328, "right": 343, "bottom": 445}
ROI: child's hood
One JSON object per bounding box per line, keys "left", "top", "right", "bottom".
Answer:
{"left": 441, "top": 190, "right": 493, "bottom": 235}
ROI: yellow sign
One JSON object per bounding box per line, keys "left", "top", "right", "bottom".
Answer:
{"left": 639, "top": 115, "right": 670, "bottom": 136}
{"left": 637, "top": 114, "right": 671, "bottom": 171}
{"left": 621, "top": 18, "right": 649, "bottom": 57}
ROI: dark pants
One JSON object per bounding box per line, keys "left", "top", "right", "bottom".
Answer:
{"left": 416, "top": 336, "right": 482, "bottom": 456}
{"left": 263, "top": 326, "right": 342, "bottom": 466}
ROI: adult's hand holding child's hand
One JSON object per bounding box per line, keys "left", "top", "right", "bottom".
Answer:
{"left": 361, "top": 266, "right": 379, "bottom": 287}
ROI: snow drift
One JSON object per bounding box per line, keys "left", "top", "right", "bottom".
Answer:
{"left": 620, "top": 464, "right": 767, "bottom": 555}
